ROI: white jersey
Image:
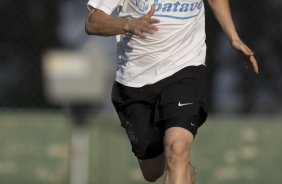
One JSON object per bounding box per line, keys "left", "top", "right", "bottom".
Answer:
{"left": 87, "top": 0, "right": 206, "bottom": 87}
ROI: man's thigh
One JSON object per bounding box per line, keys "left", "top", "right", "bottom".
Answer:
{"left": 156, "top": 65, "right": 208, "bottom": 137}
{"left": 112, "top": 82, "right": 164, "bottom": 160}
{"left": 121, "top": 103, "right": 164, "bottom": 159}
{"left": 164, "top": 127, "right": 194, "bottom": 151}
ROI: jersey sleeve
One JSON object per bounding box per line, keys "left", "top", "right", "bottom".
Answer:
{"left": 87, "top": 0, "right": 123, "bottom": 15}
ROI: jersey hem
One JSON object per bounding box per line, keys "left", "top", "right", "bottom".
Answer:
{"left": 115, "top": 61, "right": 206, "bottom": 88}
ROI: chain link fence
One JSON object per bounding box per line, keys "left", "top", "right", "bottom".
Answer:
{"left": 0, "top": 0, "right": 281, "bottom": 113}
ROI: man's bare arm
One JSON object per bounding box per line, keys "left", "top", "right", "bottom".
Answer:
{"left": 208, "top": 0, "right": 259, "bottom": 74}
{"left": 85, "top": 5, "right": 160, "bottom": 38}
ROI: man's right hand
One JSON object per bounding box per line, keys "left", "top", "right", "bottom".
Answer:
{"left": 127, "top": 5, "right": 160, "bottom": 38}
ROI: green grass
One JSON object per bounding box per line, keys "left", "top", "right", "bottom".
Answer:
{"left": 0, "top": 111, "right": 71, "bottom": 184}
{"left": 0, "top": 111, "right": 281, "bottom": 184}
{"left": 191, "top": 115, "right": 282, "bottom": 184}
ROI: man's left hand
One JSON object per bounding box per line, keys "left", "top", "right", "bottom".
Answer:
{"left": 231, "top": 39, "right": 259, "bottom": 74}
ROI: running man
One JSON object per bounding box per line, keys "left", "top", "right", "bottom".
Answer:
{"left": 85, "top": 0, "right": 259, "bottom": 183}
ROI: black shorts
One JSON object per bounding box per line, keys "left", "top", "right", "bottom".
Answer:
{"left": 111, "top": 65, "right": 208, "bottom": 160}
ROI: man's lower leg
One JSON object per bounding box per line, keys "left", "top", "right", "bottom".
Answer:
{"left": 163, "top": 127, "right": 194, "bottom": 184}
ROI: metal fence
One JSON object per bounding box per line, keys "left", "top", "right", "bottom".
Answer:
{"left": 0, "top": 0, "right": 281, "bottom": 113}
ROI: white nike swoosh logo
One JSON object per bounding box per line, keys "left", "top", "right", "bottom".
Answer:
{"left": 178, "top": 102, "right": 193, "bottom": 107}
{"left": 191, "top": 122, "right": 196, "bottom": 127}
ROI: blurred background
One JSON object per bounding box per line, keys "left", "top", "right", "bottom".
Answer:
{"left": 0, "top": 0, "right": 281, "bottom": 184}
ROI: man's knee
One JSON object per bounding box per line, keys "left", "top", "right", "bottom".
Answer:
{"left": 141, "top": 165, "right": 164, "bottom": 182}
{"left": 139, "top": 154, "right": 165, "bottom": 182}
{"left": 164, "top": 127, "right": 193, "bottom": 168}
{"left": 165, "top": 139, "right": 190, "bottom": 166}
{"left": 142, "top": 172, "right": 162, "bottom": 182}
